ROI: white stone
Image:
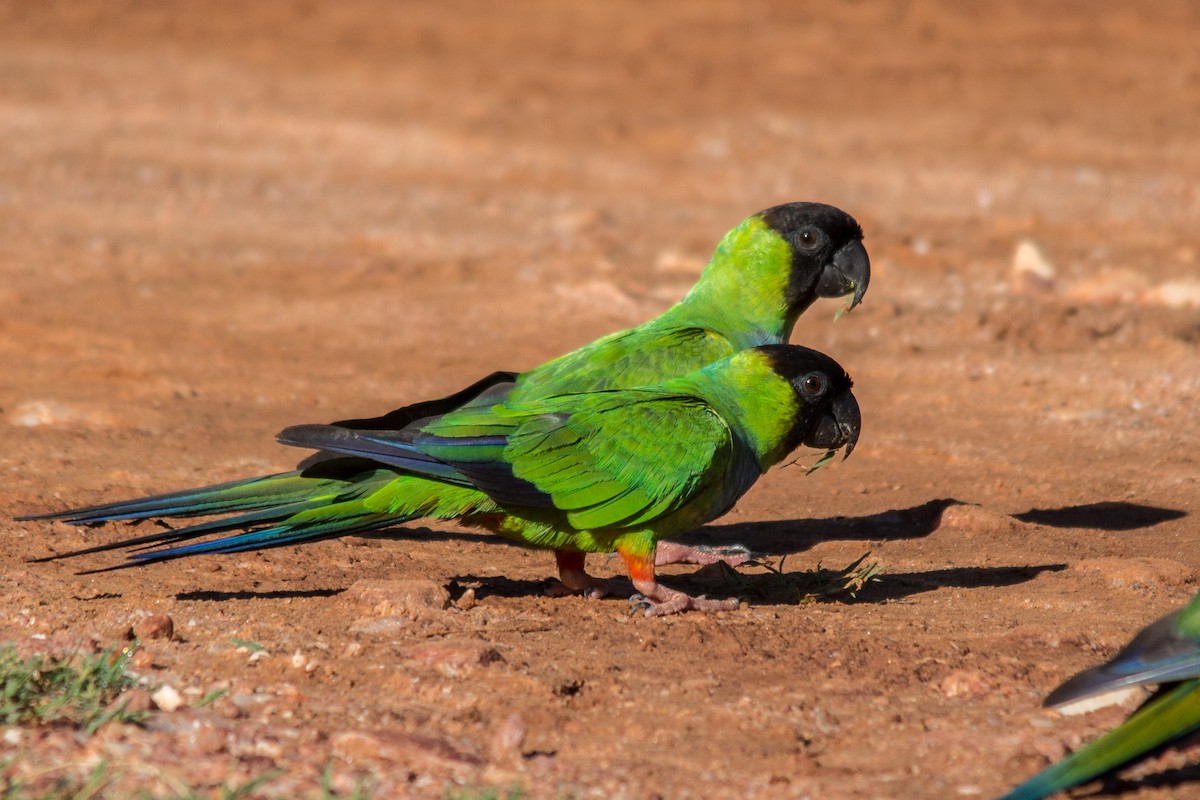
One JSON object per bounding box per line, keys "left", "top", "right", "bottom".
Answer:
{"left": 151, "top": 684, "right": 184, "bottom": 712}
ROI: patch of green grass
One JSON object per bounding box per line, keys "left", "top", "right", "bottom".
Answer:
{"left": 0, "top": 642, "right": 145, "bottom": 733}
{"left": 728, "top": 551, "right": 883, "bottom": 603}
{"left": 196, "top": 686, "right": 229, "bottom": 707}
{"left": 0, "top": 646, "right": 376, "bottom": 800}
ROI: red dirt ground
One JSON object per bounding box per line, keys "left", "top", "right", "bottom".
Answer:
{"left": 2, "top": 2, "right": 1199, "bottom": 797}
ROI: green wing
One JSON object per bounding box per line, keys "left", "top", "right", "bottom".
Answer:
{"left": 501, "top": 392, "right": 735, "bottom": 531}
{"left": 510, "top": 325, "right": 738, "bottom": 401}
{"left": 286, "top": 390, "right": 742, "bottom": 533}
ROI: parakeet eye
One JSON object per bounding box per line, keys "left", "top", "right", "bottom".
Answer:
{"left": 797, "top": 228, "right": 819, "bottom": 249}
{"left": 801, "top": 372, "right": 828, "bottom": 397}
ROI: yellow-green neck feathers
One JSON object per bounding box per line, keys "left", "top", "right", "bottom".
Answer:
{"left": 674, "top": 349, "right": 800, "bottom": 470}
{"left": 668, "top": 216, "right": 797, "bottom": 348}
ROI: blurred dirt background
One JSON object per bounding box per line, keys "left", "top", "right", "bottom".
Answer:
{"left": 2, "top": 1, "right": 1199, "bottom": 797}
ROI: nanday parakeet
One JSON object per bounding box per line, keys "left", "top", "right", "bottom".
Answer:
{"left": 1000, "top": 590, "right": 1200, "bottom": 799}
{"left": 32, "top": 346, "right": 859, "bottom": 615}
{"left": 21, "top": 202, "right": 869, "bottom": 611}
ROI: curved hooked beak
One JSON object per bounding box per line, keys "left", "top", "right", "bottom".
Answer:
{"left": 815, "top": 238, "right": 870, "bottom": 312}
{"left": 804, "top": 390, "right": 861, "bottom": 461}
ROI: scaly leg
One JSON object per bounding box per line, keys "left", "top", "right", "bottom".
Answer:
{"left": 616, "top": 535, "right": 740, "bottom": 617}
{"left": 655, "top": 541, "right": 753, "bottom": 568}
{"left": 546, "top": 550, "right": 610, "bottom": 599}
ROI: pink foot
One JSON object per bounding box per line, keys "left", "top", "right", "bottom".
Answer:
{"left": 655, "top": 541, "right": 753, "bottom": 568}
{"left": 616, "top": 539, "right": 742, "bottom": 616}
{"left": 628, "top": 583, "right": 741, "bottom": 617}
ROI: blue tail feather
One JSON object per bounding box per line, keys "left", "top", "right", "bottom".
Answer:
{"left": 17, "top": 458, "right": 393, "bottom": 526}
{"left": 123, "top": 512, "right": 401, "bottom": 564}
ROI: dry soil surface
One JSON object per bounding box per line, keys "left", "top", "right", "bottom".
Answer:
{"left": 2, "top": 2, "right": 1200, "bottom": 798}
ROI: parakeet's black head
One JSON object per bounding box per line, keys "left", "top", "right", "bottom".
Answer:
{"left": 760, "top": 202, "right": 870, "bottom": 313}
{"left": 758, "top": 344, "right": 860, "bottom": 460}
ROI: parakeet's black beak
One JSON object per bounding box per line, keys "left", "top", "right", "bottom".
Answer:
{"left": 816, "top": 238, "right": 870, "bottom": 311}
{"left": 804, "top": 390, "right": 861, "bottom": 459}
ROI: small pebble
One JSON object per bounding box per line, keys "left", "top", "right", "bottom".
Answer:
{"left": 1148, "top": 279, "right": 1200, "bottom": 308}
{"left": 134, "top": 614, "right": 174, "bottom": 641}
{"left": 151, "top": 685, "right": 184, "bottom": 712}
{"left": 1010, "top": 240, "right": 1056, "bottom": 294}
{"left": 455, "top": 588, "right": 477, "bottom": 611}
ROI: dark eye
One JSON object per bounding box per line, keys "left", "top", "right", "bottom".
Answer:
{"left": 797, "top": 228, "right": 819, "bottom": 249}
{"left": 801, "top": 372, "right": 827, "bottom": 397}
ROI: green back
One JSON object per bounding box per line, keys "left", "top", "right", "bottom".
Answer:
{"left": 508, "top": 216, "right": 797, "bottom": 403}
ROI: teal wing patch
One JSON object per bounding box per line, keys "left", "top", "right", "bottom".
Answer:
{"left": 504, "top": 393, "right": 733, "bottom": 530}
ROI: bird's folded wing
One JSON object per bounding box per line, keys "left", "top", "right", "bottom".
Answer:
{"left": 500, "top": 393, "right": 733, "bottom": 531}
{"left": 279, "top": 392, "right": 734, "bottom": 531}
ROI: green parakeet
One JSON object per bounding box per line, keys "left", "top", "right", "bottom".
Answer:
{"left": 21, "top": 202, "right": 869, "bottom": 606}
{"left": 1000, "top": 590, "right": 1200, "bottom": 799}
{"left": 34, "top": 346, "right": 860, "bottom": 615}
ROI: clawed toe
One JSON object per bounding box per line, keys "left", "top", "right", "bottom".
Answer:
{"left": 617, "top": 538, "right": 746, "bottom": 616}
{"left": 628, "top": 587, "right": 741, "bottom": 617}
{"left": 654, "top": 541, "right": 755, "bottom": 568}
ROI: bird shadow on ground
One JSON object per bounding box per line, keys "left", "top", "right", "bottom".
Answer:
{"left": 1013, "top": 501, "right": 1186, "bottom": 530}
{"left": 848, "top": 563, "right": 1066, "bottom": 604}
{"left": 175, "top": 587, "right": 344, "bottom": 602}
{"left": 436, "top": 498, "right": 1185, "bottom": 606}
{"left": 676, "top": 498, "right": 1186, "bottom": 557}
{"left": 449, "top": 561, "right": 1071, "bottom": 608}
{"left": 1095, "top": 763, "right": 1200, "bottom": 797}
{"left": 677, "top": 497, "right": 963, "bottom": 556}
{"left": 163, "top": 499, "right": 1178, "bottom": 605}
{"left": 448, "top": 574, "right": 571, "bottom": 602}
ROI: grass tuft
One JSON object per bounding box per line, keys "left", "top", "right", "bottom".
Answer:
{"left": 727, "top": 551, "right": 883, "bottom": 603}
{"left": 0, "top": 642, "right": 145, "bottom": 732}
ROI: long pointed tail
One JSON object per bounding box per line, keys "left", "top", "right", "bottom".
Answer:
{"left": 19, "top": 372, "right": 524, "bottom": 568}
{"left": 18, "top": 457, "right": 387, "bottom": 526}
{"left": 21, "top": 458, "right": 442, "bottom": 569}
